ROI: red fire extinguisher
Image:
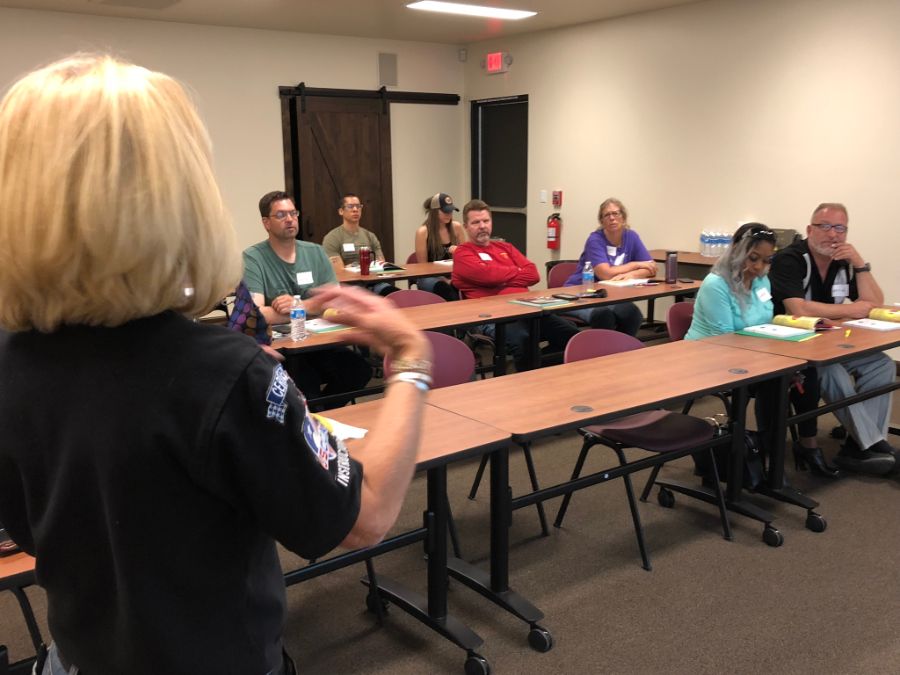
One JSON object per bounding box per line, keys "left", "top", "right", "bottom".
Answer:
{"left": 547, "top": 213, "right": 561, "bottom": 250}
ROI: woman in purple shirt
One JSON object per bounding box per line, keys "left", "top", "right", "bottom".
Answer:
{"left": 564, "top": 198, "right": 657, "bottom": 335}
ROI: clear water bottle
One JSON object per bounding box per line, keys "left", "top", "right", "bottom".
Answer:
{"left": 581, "top": 260, "right": 594, "bottom": 288}
{"left": 290, "top": 295, "right": 307, "bottom": 342}
{"left": 699, "top": 230, "right": 709, "bottom": 256}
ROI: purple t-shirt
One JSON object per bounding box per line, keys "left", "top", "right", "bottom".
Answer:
{"left": 564, "top": 228, "right": 652, "bottom": 285}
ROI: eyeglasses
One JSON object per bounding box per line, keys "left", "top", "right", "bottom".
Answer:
{"left": 601, "top": 210, "right": 623, "bottom": 220}
{"left": 810, "top": 222, "right": 848, "bottom": 234}
{"left": 342, "top": 203, "right": 363, "bottom": 210}
{"left": 268, "top": 210, "right": 299, "bottom": 220}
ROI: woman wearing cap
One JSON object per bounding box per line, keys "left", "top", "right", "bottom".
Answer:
{"left": 563, "top": 198, "right": 655, "bottom": 335}
{"left": 0, "top": 54, "right": 432, "bottom": 674}
{"left": 414, "top": 192, "right": 466, "bottom": 301}
{"left": 685, "top": 223, "right": 836, "bottom": 479}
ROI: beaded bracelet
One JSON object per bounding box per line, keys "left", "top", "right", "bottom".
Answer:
{"left": 389, "top": 357, "right": 433, "bottom": 378}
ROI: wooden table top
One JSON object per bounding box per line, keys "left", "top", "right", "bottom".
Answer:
{"left": 272, "top": 293, "right": 544, "bottom": 351}
{"left": 427, "top": 340, "right": 805, "bottom": 441}
{"left": 650, "top": 249, "right": 717, "bottom": 267}
{"left": 322, "top": 401, "right": 510, "bottom": 471}
{"left": 0, "top": 551, "right": 36, "bottom": 589}
{"left": 703, "top": 324, "right": 900, "bottom": 367}
{"left": 531, "top": 281, "right": 700, "bottom": 307}
{"left": 335, "top": 262, "right": 452, "bottom": 284}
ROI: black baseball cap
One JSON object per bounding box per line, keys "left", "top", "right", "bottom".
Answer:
{"left": 425, "top": 193, "right": 459, "bottom": 213}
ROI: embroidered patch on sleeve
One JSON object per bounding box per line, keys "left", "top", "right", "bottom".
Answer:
{"left": 302, "top": 413, "right": 337, "bottom": 471}
{"left": 265, "top": 364, "right": 290, "bottom": 424}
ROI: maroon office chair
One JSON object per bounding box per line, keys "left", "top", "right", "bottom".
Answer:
{"left": 665, "top": 301, "right": 695, "bottom": 341}
{"left": 547, "top": 261, "right": 579, "bottom": 288}
{"left": 405, "top": 252, "right": 418, "bottom": 264}
{"left": 386, "top": 288, "right": 445, "bottom": 308}
{"left": 554, "top": 329, "right": 731, "bottom": 571}
{"left": 384, "top": 330, "right": 475, "bottom": 390}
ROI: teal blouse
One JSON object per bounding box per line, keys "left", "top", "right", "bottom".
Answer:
{"left": 685, "top": 273, "right": 774, "bottom": 340}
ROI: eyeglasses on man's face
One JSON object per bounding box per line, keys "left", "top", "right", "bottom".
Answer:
{"left": 601, "top": 210, "right": 623, "bottom": 220}
{"left": 342, "top": 203, "right": 363, "bottom": 211}
{"left": 810, "top": 222, "right": 848, "bottom": 234}
{"left": 268, "top": 209, "right": 299, "bottom": 220}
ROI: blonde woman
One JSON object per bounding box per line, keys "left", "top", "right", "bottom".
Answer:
{"left": 0, "top": 55, "right": 430, "bottom": 675}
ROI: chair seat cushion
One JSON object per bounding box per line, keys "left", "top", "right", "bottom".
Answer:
{"left": 582, "top": 411, "right": 713, "bottom": 453}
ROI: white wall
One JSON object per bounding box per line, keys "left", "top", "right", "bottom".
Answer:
{"left": 462, "top": 0, "right": 900, "bottom": 322}
{"left": 0, "top": 7, "right": 466, "bottom": 252}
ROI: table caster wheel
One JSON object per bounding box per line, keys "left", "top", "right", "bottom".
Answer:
{"left": 528, "top": 624, "right": 553, "bottom": 652}
{"left": 805, "top": 511, "right": 827, "bottom": 533}
{"left": 657, "top": 487, "right": 675, "bottom": 508}
{"left": 464, "top": 652, "right": 491, "bottom": 675}
{"left": 365, "top": 592, "right": 389, "bottom": 615}
{"left": 762, "top": 525, "right": 784, "bottom": 547}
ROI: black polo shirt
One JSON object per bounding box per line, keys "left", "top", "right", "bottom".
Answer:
{"left": 769, "top": 238, "right": 857, "bottom": 315}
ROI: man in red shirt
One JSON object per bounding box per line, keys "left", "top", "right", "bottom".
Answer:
{"left": 453, "top": 199, "right": 578, "bottom": 370}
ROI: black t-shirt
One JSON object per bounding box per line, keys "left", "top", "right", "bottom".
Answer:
{"left": 0, "top": 312, "right": 362, "bottom": 674}
{"left": 768, "top": 238, "right": 857, "bottom": 315}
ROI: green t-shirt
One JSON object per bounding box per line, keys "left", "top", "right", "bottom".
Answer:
{"left": 322, "top": 225, "right": 384, "bottom": 265}
{"left": 242, "top": 240, "right": 337, "bottom": 304}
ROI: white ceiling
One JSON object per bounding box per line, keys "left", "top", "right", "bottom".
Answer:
{"left": 0, "top": 0, "right": 703, "bottom": 44}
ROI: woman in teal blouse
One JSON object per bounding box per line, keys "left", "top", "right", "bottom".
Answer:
{"left": 685, "top": 223, "right": 776, "bottom": 339}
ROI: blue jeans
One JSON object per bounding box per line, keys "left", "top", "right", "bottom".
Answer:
{"left": 565, "top": 302, "right": 643, "bottom": 336}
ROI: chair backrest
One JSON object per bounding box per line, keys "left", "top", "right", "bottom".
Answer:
{"left": 386, "top": 288, "right": 446, "bottom": 308}
{"left": 406, "top": 252, "right": 418, "bottom": 264}
{"left": 666, "top": 301, "right": 695, "bottom": 342}
{"left": 564, "top": 328, "right": 644, "bottom": 363}
{"left": 384, "top": 331, "right": 475, "bottom": 388}
{"left": 547, "top": 261, "right": 579, "bottom": 288}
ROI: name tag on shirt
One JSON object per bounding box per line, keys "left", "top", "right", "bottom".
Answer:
{"left": 478, "top": 252, "right": 493, "bottom": 261}
{"left": 606, "top": 245, "right": 618, "bottom": 258}
{"left": 342, "top": 243, "right": 355, "bottom": 253}
{"left": 296, "top": 271, "right": 314, "bottom": 285}
{"left": 832, "top": 283, "right": 849, "bottom": 300}
{"left": 755, "top": 287, "right": 772, "bottom": 302}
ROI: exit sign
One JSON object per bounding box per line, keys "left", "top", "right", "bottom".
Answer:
{"left": 485, "top": 51, "right": 510, "bottom": 74}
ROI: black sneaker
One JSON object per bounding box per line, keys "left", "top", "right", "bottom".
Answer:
{"left": 869, "top": 440, "right": 900, "bottom": 473}
{"left": 833, "top": 440, "right": 895, "bottom": 476}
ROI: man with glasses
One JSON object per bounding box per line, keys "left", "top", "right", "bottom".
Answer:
{"left": 243, "top": 191, "right": 371, "bottom": 407}
{"left": 769, "top": 202, "right": 897, "bottom": 475}
{"left": 323, "top": 193, "right": 385, "bottom": 267}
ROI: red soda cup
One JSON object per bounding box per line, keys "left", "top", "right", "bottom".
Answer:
{"left": 358, "top": 246, "right": 372, "bottom": 275}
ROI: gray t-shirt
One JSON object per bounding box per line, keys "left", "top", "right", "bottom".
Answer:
{"left": 322, "top": 225, "right": 384, "bottom": 265}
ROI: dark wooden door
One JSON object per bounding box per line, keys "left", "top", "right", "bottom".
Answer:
{"left": 282, "top": 96, "right": 394, "bottom": 261}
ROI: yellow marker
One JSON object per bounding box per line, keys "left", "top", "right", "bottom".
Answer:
{"left": 844, "top": 329, "right": 851, "bottom": 339}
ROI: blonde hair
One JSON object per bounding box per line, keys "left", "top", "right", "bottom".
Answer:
{"left": 0, "top": 54, "right": 241, "bottom": 331}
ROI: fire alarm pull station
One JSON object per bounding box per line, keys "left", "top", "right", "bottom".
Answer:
{"left": 552, "top": 190, "right": 563, "bottom": 208}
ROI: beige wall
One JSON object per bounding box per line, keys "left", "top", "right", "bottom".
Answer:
{"left": 0, "top": 7, "right": 466, "bottom": 253}
{"left": 462, "top": 0, "right": 900, "bottom": 351}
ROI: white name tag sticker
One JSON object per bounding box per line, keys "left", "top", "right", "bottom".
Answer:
{"left": 832, "top": 283, "right": 849, "bottom": 299}
{"left": 296, "top": 271, "right": 314, "bottom": 285}
{"left": 478, "top": 252, "right": 493, "bottom": 262}
{"left": 613, "top": 254, "right": 625, "bottom": 266}
{"left": 755, "top": 287, "right": 772, "bottom": 302}
{"left": 342, "top": 243, "right": 355, "bottom": 253}
{"left": 606, "top": 245, "right": 618, "bottom": 258}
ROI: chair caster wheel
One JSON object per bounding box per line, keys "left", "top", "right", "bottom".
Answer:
{"left": 365, "top": 592, "right": 389, "bottom": 615}
{"left": 805, "top": 511, "right": 827, "bottom": 533}
{"left": 657, "top": 487, "right": 675, "bottom": 508}
{"left": 762, "top": 525, "right": 784, "bottom": 547}
{"left": 464, "top": 652, "right": 491, "bottom": 675}
{"left": 830, "top": 425, "right": 847, "bottom": 440}
{"left": 527, "top": 624, "right": 553, "bottom": 652}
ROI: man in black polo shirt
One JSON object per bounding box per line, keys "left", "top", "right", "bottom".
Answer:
{"left": 769, "top": 202, "right": 896, "bottom": 475}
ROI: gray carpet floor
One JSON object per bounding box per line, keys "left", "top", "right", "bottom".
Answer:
{"left": 3, "top": 396, "right": 899, "bottom": 674}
